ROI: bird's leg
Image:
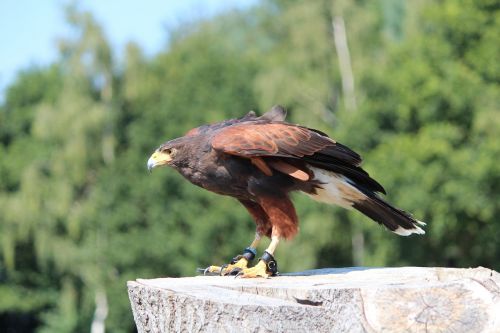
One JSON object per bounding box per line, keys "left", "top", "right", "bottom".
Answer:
{"left": 224, "top": 234, "right": 262, "bottom": 275}
{"left": 237, "top": 235, "right": 280, "bottom": 278}
{"left": 201, "top": 233, "right": 261, "bottom": 276}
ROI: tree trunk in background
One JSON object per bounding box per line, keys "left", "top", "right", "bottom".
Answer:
{"left": 332, "top": 16, "right": 356, "bottom": 113}
{"left": 90, "top": 290, "right": 108, "bottom": 333}
{"left": 332, "top": 15, "right": 364, "bottom": 265}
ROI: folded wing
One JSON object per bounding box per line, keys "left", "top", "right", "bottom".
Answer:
{"left": 211, "top": 122, "right": 385, "bottom": 194}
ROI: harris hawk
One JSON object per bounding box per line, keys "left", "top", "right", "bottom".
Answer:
{"left": 147, "top": 106, "right": 425, "bottom": 278}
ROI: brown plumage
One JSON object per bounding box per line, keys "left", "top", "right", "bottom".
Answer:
{"left": 147, "top": 106, "right": 425, "bottom": 277}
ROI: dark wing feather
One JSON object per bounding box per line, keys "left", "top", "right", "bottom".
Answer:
{"left": 257, "top": 105, "right": 287, "bottom": 122}
{"left": 302, "top": 157, "right": 386, "bottom": 194}
{"left": 185, "top": 105, "right": 286, "bottom": 137}
{"left": 185, "top": 110, "right": 257, "bottom": 137}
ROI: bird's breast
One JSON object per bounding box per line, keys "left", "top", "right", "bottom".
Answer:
{"left": 177, "top": 153, "right": 251, "bottom": 198}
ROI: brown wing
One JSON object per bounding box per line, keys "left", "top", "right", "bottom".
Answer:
{"left": 210, "top": 122, "right": 384, "bottom": 192}
{"left": 211, "top": 123, "right": 362, "bottom": 165}
{"left": 212, "top": 123, "right": 336, "bottom": 158}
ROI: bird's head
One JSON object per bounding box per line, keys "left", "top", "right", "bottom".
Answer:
{"left": 147, "top": 139, "right": 185, "bottom": 172}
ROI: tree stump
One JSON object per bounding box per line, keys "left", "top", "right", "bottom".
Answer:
{"left": 127, "top": 266, "right": 500, "bottom": 332}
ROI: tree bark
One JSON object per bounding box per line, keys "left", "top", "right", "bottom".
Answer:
{"left": 128, "top": 266, "right": 500, "bottom": 333}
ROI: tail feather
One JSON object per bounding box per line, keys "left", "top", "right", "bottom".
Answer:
{"left": 304, "top": 156, "right": 386, "bottom": 194}
{"left": 306, "top": 166, "right": 425, "bottom": 236}
{"left": 352, "top": 194, "right": 425, "bottom": 236}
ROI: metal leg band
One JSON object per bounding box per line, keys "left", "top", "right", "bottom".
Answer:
{"left": 260, "top": 251, "right": 278, "bottom": 276}
{"left": 231, "top": 247, "right": 257, "bottom": 264}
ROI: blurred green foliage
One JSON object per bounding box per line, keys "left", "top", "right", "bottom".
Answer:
{"left": 1, "top": 0, "right": 499, "bottom": 331}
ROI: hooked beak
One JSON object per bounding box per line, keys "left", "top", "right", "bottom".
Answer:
{"left": 147, "top": 150, "right": 172, "bottom": 172}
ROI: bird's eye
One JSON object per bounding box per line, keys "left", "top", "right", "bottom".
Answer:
{"left": 163, "top": 148, "right": 171, "bottom": 154}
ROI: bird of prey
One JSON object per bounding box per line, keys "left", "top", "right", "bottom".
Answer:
{"left": 147, "top": 106, "right": 425, "bottom": 278}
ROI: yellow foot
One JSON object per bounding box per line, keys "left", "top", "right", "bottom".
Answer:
{"left": 202, "top": 258, "right": 249, "bottom": 276}
{"left": 237, "top": 260, "right": 270, "bottom": 278}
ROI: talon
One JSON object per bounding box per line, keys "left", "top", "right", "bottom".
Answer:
{"left": 219, "top": 264, "right": 229, "bottom": 276}
{"left": 198, "top": 247, "right": 257, "bottom": 276}
{"left": 228, "top": 267, "right": 243, "bottom": 275}
{"left": 198, "top": 260, "right": 247, "bottom": 276}
{"left": 238, "top": 251, "right": 279, "bottom": 278}
{"left": 221, "top": 258, "right": 249, "bottom": 275}
{"left": 197, "top": 265, "right": 224, "bottom": 276}
{"left": 239, "top": 260, "right": 269, "bottom": 278}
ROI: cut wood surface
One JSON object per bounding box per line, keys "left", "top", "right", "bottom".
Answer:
{"left": 127, "top": 266, "right": 500, "bottom": 333}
